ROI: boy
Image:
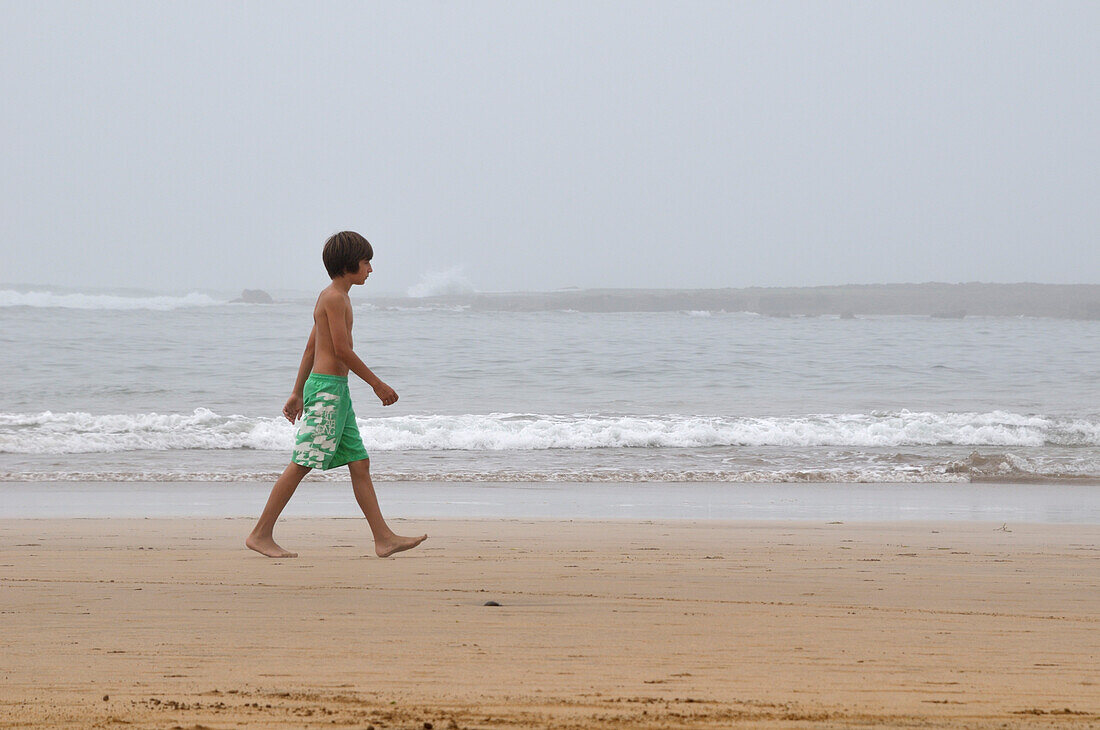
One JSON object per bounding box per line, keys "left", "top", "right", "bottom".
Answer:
{"left": 246, "top": 231, "right": 427, "bottom": 559}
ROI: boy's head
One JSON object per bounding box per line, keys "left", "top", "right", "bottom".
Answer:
{"left": 323, "top": 231, "right": 373, "bottom": 279}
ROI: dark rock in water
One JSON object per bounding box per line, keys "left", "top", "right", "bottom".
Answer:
{"left": 930, "top": 309, "right": 966, "bottom": 319}
{"left": 840, "top": 310, "right": 856, "bottom": 319}
{"left": 483, "top": 600, "right": 501, "bottom": 607}
{"left": 232, "top": 289, "right": 274, "bottom": 304}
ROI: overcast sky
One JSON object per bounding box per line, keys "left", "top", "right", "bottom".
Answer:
{"left": 2, "top": 1, "right": 1097, "bottom": 295}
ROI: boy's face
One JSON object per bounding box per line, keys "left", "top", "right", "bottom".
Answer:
{"left": 353, "top": 259, "right": 372, "bottom": 285}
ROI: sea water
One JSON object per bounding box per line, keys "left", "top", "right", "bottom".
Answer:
{"left": 2, "top": 288, "right": 1098, "bottom": 489}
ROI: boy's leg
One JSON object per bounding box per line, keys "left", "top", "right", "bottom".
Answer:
{"left": 246, "top": 461, "right": 312, "bottom": 558}
{"left": 347, "top": 458, "right": 427, "bottom": 557}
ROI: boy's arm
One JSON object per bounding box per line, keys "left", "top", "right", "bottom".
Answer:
{"left": 322, "top": 296, "right": 399, "bottom": 406}
{"left": 282, "top": 326, "right": 316, "bottom": 422}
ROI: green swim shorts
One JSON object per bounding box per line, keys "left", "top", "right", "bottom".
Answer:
{"left": 291, "top": 373, "right": 370, "bottom": 470}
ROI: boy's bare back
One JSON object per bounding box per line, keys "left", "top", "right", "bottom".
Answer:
{"left": 312, "top": 286, "right": 354, "bottom": 377}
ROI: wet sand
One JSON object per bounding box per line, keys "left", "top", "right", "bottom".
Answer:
{"left": 1, "top": 517, "right": 1097, "bottom": 728}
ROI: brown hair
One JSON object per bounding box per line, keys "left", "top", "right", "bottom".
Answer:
{"left": 322, "top": 231, "right": 373, "bottom": 279}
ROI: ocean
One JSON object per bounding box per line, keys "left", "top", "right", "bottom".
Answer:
{"left": 2, "top": 287, "right": 1098, "bottom": 491}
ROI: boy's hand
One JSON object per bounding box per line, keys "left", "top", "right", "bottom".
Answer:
{"left": 374, "top": 382, "right": 399, "bottom": 406}
{"left": 282, "top": 394, "right": 304, "bottom": 423}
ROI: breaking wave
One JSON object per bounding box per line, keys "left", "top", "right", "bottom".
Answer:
{"left": 2, "top": 409, "right": 1098, "bottom": 454}
{"left": 406, "top": 267, "right": 475, "bottom": 298}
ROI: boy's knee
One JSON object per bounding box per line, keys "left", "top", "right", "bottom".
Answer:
{"left": 348, "top": 458, "right": 370, "bottom": 475}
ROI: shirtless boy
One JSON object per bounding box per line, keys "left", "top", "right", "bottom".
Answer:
{"left": 246, "top": 231, "right": 427, "bottom": 559}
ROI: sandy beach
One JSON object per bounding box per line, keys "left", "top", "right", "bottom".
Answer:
{"left": 2, "top": 516, "right": 1097, "bottom": 728}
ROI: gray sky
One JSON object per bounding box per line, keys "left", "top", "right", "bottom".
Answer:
{"left": 2, "top": 1, "right": 1097, "bottom": 295}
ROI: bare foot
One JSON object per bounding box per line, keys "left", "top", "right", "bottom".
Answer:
{"left": 375, "top": 533, "right": 428, "bottom": 558}
{"left": 245, "top": 534, "right": 298, "bottom": 558}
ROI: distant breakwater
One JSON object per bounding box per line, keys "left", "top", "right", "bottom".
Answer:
{"left": 373, "top": 283, "right": 1100, "bottom": 319}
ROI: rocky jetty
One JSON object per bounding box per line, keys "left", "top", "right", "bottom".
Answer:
{"left": 366, "top": 283, "right": 1100, "bottom": 319}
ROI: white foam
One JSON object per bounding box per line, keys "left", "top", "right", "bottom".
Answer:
{"left": 0, "top": 408, "right": 289, "bottom": 453}
{"left": 380, "top": 303, "right": 470, "bottom": 312}
{"left": 5, "top": 460, "right": 1098, "bottom": 483}
{"left": 1, "top": 409, "right": 1098, "bottom": 454}
{"left": 406, "top": 267, "right": 475, "bottom": 298}
{"left": 0, "top": 290, "right": 223, "bottom": 310}
{"left": 0, "top": 467, "right": 970, "bottom": 482}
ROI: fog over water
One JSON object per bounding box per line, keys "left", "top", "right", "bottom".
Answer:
{"left": 3, "top": 4, "right": 1098, "bottom": 516}
{"left": 2, "top": 2, "right": 1098, "bottom": 294}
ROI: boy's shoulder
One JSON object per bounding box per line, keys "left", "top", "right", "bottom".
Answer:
{"left": 316, "top": 285, "right": 350, "bottom": 304}
{"left": 312, "top": 287, "right": 351, "bottom": 319}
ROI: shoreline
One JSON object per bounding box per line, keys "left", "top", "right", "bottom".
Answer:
{"left": 2, "top": 517, "right": 1097, "bottom": 728}
{"left": 3, "top": 479, "right": 1100, "bottom": 522}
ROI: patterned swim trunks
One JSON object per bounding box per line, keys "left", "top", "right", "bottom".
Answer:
{"left": 291, "top": 373, "right": 370, "bottom": 470}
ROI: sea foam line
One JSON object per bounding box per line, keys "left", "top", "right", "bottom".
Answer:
{"left": 1, "top": 409, "right": 1098, "bottom": 454}
{"left": 0, "top": 289, "right": 223, "bottom": 310}
{"left": 3, "top": 459, "right": 1097, "bottom": 483}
